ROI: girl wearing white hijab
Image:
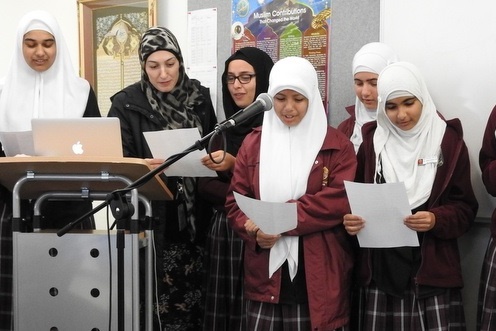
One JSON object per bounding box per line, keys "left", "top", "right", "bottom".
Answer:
{"left": 0, "top": 9, "right": 100, "bottom": 133}
{"left": 344, "top": 62, "right": 478, "bottom": 330}
{"left": 338, "top": 42, "right": 398, "bottom": 153}
{"left": 226, "top": 57, "right": 357, "bottom": 330}
{"left": 0, "top": 10, "right": 100, "bottom": 330}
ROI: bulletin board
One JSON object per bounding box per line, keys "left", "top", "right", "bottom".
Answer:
{"left": 188, "top": 0, "right": 380, "bottom": 124}
{"left": 381, "top": 0, "right": 496, "bottom": 218}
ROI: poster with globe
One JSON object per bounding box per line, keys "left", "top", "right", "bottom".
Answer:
{"left": 231, "top": 0, "right": 331, "bottom": 106}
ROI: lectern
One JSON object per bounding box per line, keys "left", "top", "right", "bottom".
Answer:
{"left": 0, "top": 156, "right": 172, "bottom": 331}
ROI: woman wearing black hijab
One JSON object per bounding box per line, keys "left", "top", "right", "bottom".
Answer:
{"left": 199, "top": 47, "right": 274, "bottom": 331}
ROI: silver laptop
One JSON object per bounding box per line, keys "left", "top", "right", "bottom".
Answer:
{"left": 31, "top": 118, "right": 123, "bottom": 157}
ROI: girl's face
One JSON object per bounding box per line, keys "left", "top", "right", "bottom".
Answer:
{"left": 385, "top": 96, "right": 422, "bottom": 131}
{"left": 226, "top": 59, "right": 257, "bottom": 108}
{"left": 354, "top": 72, "right": 379, "bottom": 110}
{"left": 273, "top": 89, "right": 308, "bottom": 127}
{"left": 145, "top": 50, "right": 180, "bottom": 93}
{"left": 22, "top": 30, "right": 56, "bottom": 72}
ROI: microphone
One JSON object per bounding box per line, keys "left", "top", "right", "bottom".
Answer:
{"left": 216, "top": 93, "right": 273, "bottom": 132}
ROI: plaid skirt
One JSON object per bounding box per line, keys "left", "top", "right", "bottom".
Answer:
{"left": 477, "top": 236, "right": 496, "bottom": 331}
{"left": 202, "top": 210, "right": 246, "bottom": 331}
{"left": 246, "top": 300, "right": 348, "bottom": 331}
{"left": 354, "top": 283, "right": 466, "bottom": 331}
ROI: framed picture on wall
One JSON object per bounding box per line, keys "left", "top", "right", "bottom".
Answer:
{"left": 78, "top": 0, "right": 156, "bottom": 115}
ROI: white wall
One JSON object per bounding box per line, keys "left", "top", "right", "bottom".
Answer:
{"left": 160, "top": 0, "right": 188, "bottom": 66}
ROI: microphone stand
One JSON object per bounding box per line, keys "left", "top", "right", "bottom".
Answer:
{"left": 57, "top": 127, "right": 221, "bottom": 331}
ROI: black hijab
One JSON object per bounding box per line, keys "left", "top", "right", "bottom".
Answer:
{"left": 221, "top": 47, "right": 274, "bottom": 154}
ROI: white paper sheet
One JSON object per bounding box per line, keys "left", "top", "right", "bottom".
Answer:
{"left": 344, "top": 180, "right": 419, "bottom": 248}
{"left": 186, "top": 8, "right": 218, "bottom": 113}
{"left": 0, "top": 131, "right": 34, "bottom": 156}
{"left": 144, "top": 128, "right": 217, "bottom": 177}
{"left": 233, "top": 192, "right": 297, "bottom": 235}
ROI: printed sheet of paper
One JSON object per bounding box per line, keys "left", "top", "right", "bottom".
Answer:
{"left": 144, "top": 128, "right": 216, "bottom": 177}
{"left": 344, "top": 181, "right": 419, "bottom": 248}
{"left": 233, "top": 191, "right": 297, "bottom": 235}
{"left": 187, "top": 8, "right": 218, "bottom": 112}
{"left": 0, "top": 131, "right": 34, "bottom": 156}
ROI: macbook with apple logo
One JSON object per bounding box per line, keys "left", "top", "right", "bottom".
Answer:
{"left": 31, "top": 118, "right": 123, "bottom": 157}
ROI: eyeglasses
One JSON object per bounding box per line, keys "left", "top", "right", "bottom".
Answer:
{"left": 226, "top": 74, "right": 256, "bottom": 84}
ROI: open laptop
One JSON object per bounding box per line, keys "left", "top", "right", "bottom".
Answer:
{"left": 31, "top": 117, "right": 123, "bottom": 157}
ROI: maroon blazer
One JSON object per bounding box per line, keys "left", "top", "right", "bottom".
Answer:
{"left": 226, "top": 126, "right": 357, "bottom": 331}
{"left": 355, "top": 118, "right": 478, "bottom": 289}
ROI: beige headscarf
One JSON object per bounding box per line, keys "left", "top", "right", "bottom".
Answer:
{"left": 351, "top": 42, "right": 398, "bottom": 153}
{"left": 260, "top": 56, "right": 327, "bottom": 280}
{"left": 374, "top": 61, "right": 446, "bottom": 209}
{"left": 0, "top": 10, "right": 89, "bottom": 132}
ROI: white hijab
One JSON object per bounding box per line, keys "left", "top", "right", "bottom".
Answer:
{"left": 0, "top": 10, "right": 89, "bottom": 132}
{"left": 260, "top": 57, "right": 327, "bottom": 280}
{"left": 374, "top": 62, "right": 446, "bottom": 209}
{"left": 351, "top": 42, "right": 398, "bottom": 153}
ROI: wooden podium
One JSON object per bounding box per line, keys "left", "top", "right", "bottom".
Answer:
{"left": 0, "top": 156, "right": 172, "bottom": 331}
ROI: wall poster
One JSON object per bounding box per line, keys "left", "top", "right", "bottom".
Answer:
{"left": 231, "top": 0, "right": 331, "bottom": 107}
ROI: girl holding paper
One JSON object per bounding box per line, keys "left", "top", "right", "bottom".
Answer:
{"left": 343, "top": 61, "right": 478, "bottom": 330}
{"left": 225, "top": 56, "right": 357, "bottom": 330}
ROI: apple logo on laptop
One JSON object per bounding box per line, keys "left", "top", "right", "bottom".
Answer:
{"left": 72, "top": 141, "right": 84, "bottom": 155}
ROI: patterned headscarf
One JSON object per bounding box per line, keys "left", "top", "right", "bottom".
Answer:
{"left": 139, "top": 27, "right": 207, "bottom": 241}
{"left": 139, "top": 27, "right": 204, "bottom": 133}
{"left": 221, "top": 47, "right": 274, "bottom": 154}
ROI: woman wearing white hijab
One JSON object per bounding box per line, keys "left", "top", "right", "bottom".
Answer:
{"left": 338, "top": 42, "right": 398, "bottom": 153}
{"left": 0, "top": 10, "right": 100, "bottom": 330}
{"left": 0, "top": 9, "right": 100, "bottom": 133}
{"left": 226, "top": 57, "right": 357, "bottom": 330}
{"left": 344, "top": 62, "right": 478, "bottom": 330}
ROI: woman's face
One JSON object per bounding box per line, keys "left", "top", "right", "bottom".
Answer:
{"left": 385, "top": 96, "right": 422, "bottom": 131}
{"left": 273, "top": 89, "right": 308, "bottom": 127}
{"left": 226, "top": 59, "right": 257, "bottom": 108}
{"left": 354, "top": 71, "right": 379, "bottom": 110}
{"left": 22, "top": 30, "right": 56, "bottom": 72}
{"left": 145, "top": 50, "right": 180, "bottom": 93}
